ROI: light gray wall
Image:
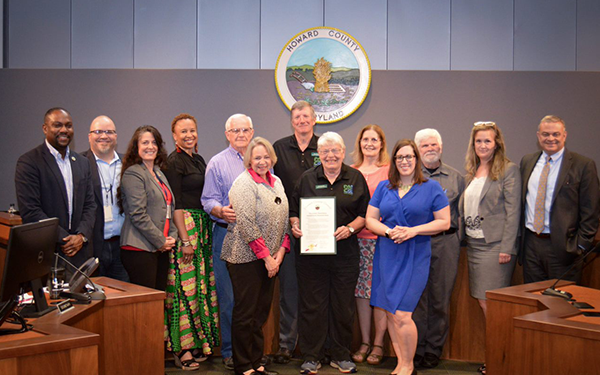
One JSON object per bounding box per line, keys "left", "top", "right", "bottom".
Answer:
{"left": 1, "top": 69, "right": 599, "bottom": 210}
{"left": 5, "top": 0, "right": 600, "bottom": 71}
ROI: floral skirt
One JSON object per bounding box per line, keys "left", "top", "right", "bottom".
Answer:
{"left": 355, "top": 238, "right": 376, "bottom": 299}
{"left": 165, "top": 208, "right": 220, "bottom": 354}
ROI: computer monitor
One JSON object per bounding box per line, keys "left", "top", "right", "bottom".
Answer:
{"left": 0, "top": 218, "right": 59, "bottom": 318}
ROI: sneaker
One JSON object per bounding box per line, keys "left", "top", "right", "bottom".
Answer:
{"left": 330, "top": 360, "right": 357, "bottom": 373}
{"left": 300, "top": 361, "right": 322, "bottom": 374}
{"left": 222, "top": 356, "right": 234, "bottom": 370}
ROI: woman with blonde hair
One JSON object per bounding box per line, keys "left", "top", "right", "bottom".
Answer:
{"left": 460, "top": 122, "right": 521, "bottom": 375}
{"left": 222, "top": 137, "right": 290, "bottom": 375}
{"left": 350, "top": 125, "right": 390, "bottom": 366}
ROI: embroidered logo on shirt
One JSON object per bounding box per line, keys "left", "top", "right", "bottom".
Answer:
{"left": 343, "top": 184, "right": 354, "bottom": 195}
{"left": 311, "top": 152, "right": 322, "bottom": 166}
{"left": 315, "top": 184, "right": 328, "bottom": 189}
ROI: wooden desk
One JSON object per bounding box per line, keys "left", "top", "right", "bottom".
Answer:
{"left": 486, "top": 280, "right": 600, "bottom": 375}
{"left": 0, "top": 277, "right": 164, "bottom": 375}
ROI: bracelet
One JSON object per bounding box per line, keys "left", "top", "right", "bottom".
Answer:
{"left": 181, "top": 240, "right": 191, "bottom": 247}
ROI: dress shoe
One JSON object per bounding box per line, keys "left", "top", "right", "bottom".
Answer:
{"left": 255, "top": 369, "right": 278, "bottom": 375}
{"left": 274, "top": 348, "right": 292, "bottom": 364}
{"left": 421, "top": 353, "right": 439, "bottom": 369}
{"left": 413, "top": 354, "right": 423, "bottom": 369}
{"left": 259, "top": 356, "right": 271, "bottom": 367}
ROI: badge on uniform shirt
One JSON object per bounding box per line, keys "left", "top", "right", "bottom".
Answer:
{"left": 344, "top": 184, "right": 354, "bottom": 195}
{"left": 104, "top": 204, "right": 113, "bottom": 222}
{"left": 315, "top": 184, "right": 328, "bottom": 189}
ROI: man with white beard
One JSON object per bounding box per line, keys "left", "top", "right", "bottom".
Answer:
{"left": 412, "top": 129, "right": 465, "bottom": 369}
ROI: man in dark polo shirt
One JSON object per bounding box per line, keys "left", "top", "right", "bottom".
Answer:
{"left": 412, "top": 129, "right": 465, "bottom": 369}
{"left": 271, "top": 100, "right": 320, "bottom": 364}
{"left": 289, "top": 132, "right": 370, "bottom": 374}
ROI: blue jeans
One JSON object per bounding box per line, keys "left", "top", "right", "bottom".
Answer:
{"left": 99, "top": 239, "right": 129, "bottom": 282}
{"left": 213, "top": 224, "right": 234, "bottom": 358}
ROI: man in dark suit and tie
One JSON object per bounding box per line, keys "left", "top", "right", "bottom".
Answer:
{"left": 520, "top": 115, "right": 600, "bottom": 283}
{"left": 15, "top": 107, "right": 96, "bottom": 270}
{"left": 81, "top": 115, "right": 129, "bottom": 281}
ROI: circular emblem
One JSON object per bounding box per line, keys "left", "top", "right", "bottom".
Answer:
{"left": 37, "top": 251, "right": 44, "bottom": 264}
{"left": 275, "top": 27, "right": 371, "bottom": 124}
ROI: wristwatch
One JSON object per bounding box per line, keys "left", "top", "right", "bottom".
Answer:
{"left": 182, "top": 240, "right": 192, "bottom": 247}
{"left": 347, "top": 225, "right": 355, "bottom": 234}
{"left": 79, "top": 233, "right": 88, "bottom": 243}
{"left": 385, "top": 228, "right": 391, "bottom": 238}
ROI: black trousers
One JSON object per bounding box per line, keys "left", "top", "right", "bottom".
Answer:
{"left": 296, "top": 251, "right": 359, "bottom": 362}
{"left": 413, "top": 232, "right": 461, "bottom": 357}
{"left": 227, "top": 259, "right": 275, "bottom": 375}
{"left": 522, "top": 230, "right": 581, "bottom": 283}
{"left": 120, "top": 249, "right": 169, "bottom": 291}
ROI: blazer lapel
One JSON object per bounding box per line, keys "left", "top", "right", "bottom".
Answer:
{"left": 479, "top": 177, "right": 493, "bottom": 204}
{"left": 41, "top": 145, "right": 69, "bottom": 211}
{"left": 70, "top": 153, "right": 81, "bottom": 213}
{"left": 522, "top": 151, "right": 541, "bottom": 203}
{"left": 551, "top": 149, "right": 572, "bottom": 207}
{"left": 86, "top": 151, "right": 103, "bottom": 203}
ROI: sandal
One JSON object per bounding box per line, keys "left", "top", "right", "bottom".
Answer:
{"left": 477, "top": 364, "right": 486, "bottom": 374}
{"left": 191, "top": 348, "right": 208, "bottom": 363}
{"left": 367, "top": 344, "right": 384, "bottom": 365}
{"left": 351, "top": 342, "right": 371, "bottom": 363}
{"left": 173, "top": 350, "right": 200, "bottom": 371}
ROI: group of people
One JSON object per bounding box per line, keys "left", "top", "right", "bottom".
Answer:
{"left": 14, "top": 104, "right": 599, "bottom": 375}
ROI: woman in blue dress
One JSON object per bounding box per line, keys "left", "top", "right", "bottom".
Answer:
{"left": 366, "top": 139, "right": 450, "bottom": 375}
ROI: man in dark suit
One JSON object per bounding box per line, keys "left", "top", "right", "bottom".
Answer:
{"left": 15, "top": 107, "right": 96, "bottom": 269}
{"left": 520, "top": 115, "right": 600, "bottom": 283}
{"left": 81, "top": 115, "right": 129, "bottom": 281}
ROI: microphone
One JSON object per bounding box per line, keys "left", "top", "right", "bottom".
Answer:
{"left": 541, "top": 242, "right": 600, "bottom": 299}
{"left": 55, "top": 253, "right": 106, "bottom": 301}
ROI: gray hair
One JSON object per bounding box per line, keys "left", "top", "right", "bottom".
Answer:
{"left": 317, "top": 131, "right": 345, "bottom": 150}
{"left": 225, "top": 113, "right": 253, "bottom": 130}
{"left": 414, "top": 128, "right": 442, "bottom": 148}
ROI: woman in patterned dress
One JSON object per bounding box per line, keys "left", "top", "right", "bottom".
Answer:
{"left": 164, "top": 113, "right": 219, "bottom": 370}
{"left": 350, "top": 125, "right": 390, "bottom": 365}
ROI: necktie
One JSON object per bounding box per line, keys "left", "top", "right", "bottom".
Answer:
{"left": 533, "top": 156, "right": 551, "bottom": 234}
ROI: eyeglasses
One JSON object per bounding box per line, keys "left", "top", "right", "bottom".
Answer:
{"left": 90, "top": 130, "right": 117, "bottom": 135}
{"left": 227, "top": 128, "right": 253, "bottom": 134}
{"left": 360, "top": 137, "right": 380, "bottom": 144}
{"left": 473, "top": 121, "right": 496, "bottom": 127}
{"left": 319, "top": 148, "right": 343, "bottom": 155}
{"left": 394, "top": 155, "right": 415, "bottom": 162}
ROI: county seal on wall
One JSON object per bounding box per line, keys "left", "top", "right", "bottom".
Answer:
{"left": 275, "top": 27, "right": 371, "bottom": 124}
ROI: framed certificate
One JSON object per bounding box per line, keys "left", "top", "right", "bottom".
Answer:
{"left": 300, "top": 197, "right": 337, "bottom": 255}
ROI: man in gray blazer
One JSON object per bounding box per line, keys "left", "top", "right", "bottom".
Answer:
{"left": 520, "top": 115, "right": 600, "bottom": 283}
{"left": 81, "top": 115, "right": 129, "bottom": 282}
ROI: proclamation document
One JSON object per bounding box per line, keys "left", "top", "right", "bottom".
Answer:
{"left": 300, "top": 197, "right": 337, "bottom": 255}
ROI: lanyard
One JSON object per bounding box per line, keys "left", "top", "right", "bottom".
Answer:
{"left": 98, "top": 161, "right": 117, "bottom": 205}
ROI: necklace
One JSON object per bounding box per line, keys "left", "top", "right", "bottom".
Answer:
{"left": 399, "top": 183, "right": 413, "bottom": 192}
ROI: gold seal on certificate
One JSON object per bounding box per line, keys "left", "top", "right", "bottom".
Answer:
{"left": 300, "top": 197, "right": 337, "bottom": 255}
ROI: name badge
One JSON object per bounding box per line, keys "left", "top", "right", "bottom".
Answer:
{"left": 315, "top": 184, "right": 328, "bottom": 189}
{"left": 166, "top": 204, "right": 172, "bottom": 219}
{"left": 104, "top": 204, "right": 113, "bottom": 222}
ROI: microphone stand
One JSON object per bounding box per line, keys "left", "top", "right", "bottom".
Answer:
{"left": 542, "top": 242, "right": 599, "bottom": 300}
{"left": 55, "top": 253, "right": 106, "bottom": 301}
